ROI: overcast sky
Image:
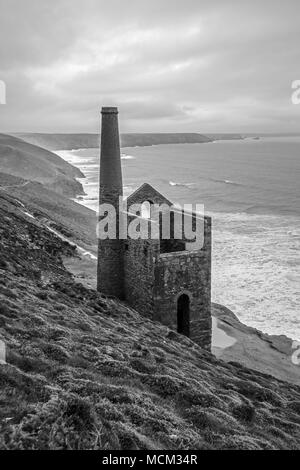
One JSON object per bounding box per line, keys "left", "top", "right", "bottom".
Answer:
{"left": 0, "top": 0, "right": 299, "bottom": 133}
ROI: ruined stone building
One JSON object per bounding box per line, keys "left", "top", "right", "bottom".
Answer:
{"left": 97, "top": 107, "right": 212, "bottom": 350}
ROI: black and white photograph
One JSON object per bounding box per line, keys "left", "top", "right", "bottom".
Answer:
{"left": 0, "top": 0, "right": 299, "bottom": 456}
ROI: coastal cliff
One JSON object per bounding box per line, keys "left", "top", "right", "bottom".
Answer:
{"left": 0, "top": 134, "right": 85, "bottom": 197}
{"left": 14, "top": 132, "right": 214, "bottom": 150}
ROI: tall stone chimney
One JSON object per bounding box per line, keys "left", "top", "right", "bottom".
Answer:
{"left": 97, "top": 107, "right": 124, "bottom": 298}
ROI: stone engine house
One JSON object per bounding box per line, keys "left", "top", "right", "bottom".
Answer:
{"left": 97, "top": 107, "right": 212, "bottom": 350}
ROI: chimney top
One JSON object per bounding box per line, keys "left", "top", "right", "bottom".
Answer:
{"left": 101, "top": 106, "right": 118, "bottom": 114}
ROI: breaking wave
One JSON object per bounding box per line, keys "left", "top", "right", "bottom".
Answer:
{"left": 212, "top": 178, "right": 242, "bottom": 186}
{"left": 169, "top": 181, "right": 195, "bottom": 187}
{"left": 121, "top": 154, "right": 135, "bottom": 160}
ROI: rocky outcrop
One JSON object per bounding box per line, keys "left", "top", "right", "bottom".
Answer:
{"left": 212, "top": 303, "right": 300, "bottom": 386}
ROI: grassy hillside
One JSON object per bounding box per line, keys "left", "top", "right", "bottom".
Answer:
{"left": 14, "top": 133, "right": 212, "bottom": 150}
{"left": 0, "top": 191, "right": 300, "bottom": 450}
{"left": 0, "top": 134, "right": 85, "bottom": 197}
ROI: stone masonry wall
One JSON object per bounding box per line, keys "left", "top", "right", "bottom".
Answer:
{"left": 124, "top": 183, "right": 212, "bottom": 350}
{"left": 124, "top": 237, "right": 159, "bottom": 319}
{"left": 126, "top": 183, "right": 172, "bottom": 208}
{"left": 98, "top": 238, "right": 125, "bottom": 299}
{"left": 97, "top": 186, "right": 125, "bottom": 298}
{"left": 97, "top": 108, "right": 124, "bottom": 299}
{"left": 153, "top": 216, "right": 211, "bottom": 350}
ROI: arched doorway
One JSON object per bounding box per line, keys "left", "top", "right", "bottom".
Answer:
{"left": 177, "top": 294, "right": 190, "bottom": 337}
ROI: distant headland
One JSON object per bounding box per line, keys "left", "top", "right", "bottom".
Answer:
{"left": 13, "top": 132, "right": 246, "bottom": 151}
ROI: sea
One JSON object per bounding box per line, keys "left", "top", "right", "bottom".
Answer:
{"left": 56, "top": 136, "right": 300, "bottom": 341}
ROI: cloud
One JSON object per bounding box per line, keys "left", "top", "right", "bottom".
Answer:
{"left": 0, "top": 0, "right": 299, "bottom": 132}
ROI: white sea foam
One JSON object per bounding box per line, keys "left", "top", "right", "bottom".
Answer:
{"left": 121, "top": 154, "right": 135, "bottom": 160}
{"left": 212, "top": 178, "right": 241, "bottom": 186}
{"left": 169, "top": 181, "right": 195, "bottom": 187}
{"left": 211, "top": 210, "right": 300, "bottom": 341}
